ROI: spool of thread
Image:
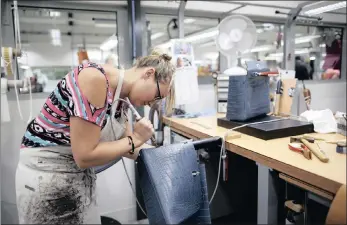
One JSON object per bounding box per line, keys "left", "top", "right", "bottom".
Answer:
{"left": 336, "top": 145, "right": 347, "bottom": 154}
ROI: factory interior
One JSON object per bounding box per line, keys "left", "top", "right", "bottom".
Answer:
{"left": 1, "top": 0, "right": 346, "bottom": 224}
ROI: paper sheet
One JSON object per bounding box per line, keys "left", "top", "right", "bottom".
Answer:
{"left": 174, "top": 67, "right": 199, "bottom": 106}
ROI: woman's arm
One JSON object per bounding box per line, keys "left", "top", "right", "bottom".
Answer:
{"left": 69, "top": 67, "right": 153, "bottom": 168}
{"left": 122, "top": 120, "right": 154, "bottom": 160}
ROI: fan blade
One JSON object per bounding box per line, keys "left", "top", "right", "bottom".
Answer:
{"left": 225, "top": 18, "right": 248, "bottom": 32}
{"left": 235, "top": 32, "right": 254, "bottom": 52}
{"left": 218, "top": 33, "right": 234, "bottom": 50}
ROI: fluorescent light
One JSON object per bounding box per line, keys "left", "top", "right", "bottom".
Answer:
{"left": 304, "top": 1, "right": 346, "bottom": 16}
{"left": 256, "top": 29, "right": 264, "bottom": 34}
{"left": 100, "top": 35, "right": 118, "bottom": 51}
{"left": 50, "top": 29, "right": 61, "bottom": 39}
{"left": 184, "top": 18, "right": 196, "bottom": 24}
{"left": 49, "top": 11, "right": 61, "bottom": 17}
{"left": 95, "top": 23, "right": 117, "bottom": 28}
{"left": 263, "top": 23, "right": 274, "bottom": 31}
{"left": 269, "top": 48, "right": 310, "bottom": 57}
{"left": 52, "top": 39, "right": 62, "bottom": 46}
{"left": 310, "top": 56, "right": 316, "bottom": 60}
{"left": 20, "top": 65, "right": 30, "bottom": 69}
{"left": 295, "top": 35, "right": 320, "bottom": 44}
{"left": 250, "top": 45, "right": 272, "bottom": 53}
{"left": 200, "top": 41, "right": 216, "bottom": 47}
{"left": 151, "top": 32, "right": 165, "bottom": 40}
{"left": 185, "top": 29, "right": 218, "bottom": 42}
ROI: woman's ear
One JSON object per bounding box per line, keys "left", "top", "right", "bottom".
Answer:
{"left": 143, "top": 67, "right": 156, "bottom": 80}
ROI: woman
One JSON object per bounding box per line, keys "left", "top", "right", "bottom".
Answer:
{"left": 16, "top": 50, "right": 175, "bottom": 224}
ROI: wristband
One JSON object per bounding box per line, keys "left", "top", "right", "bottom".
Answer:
{"left": 127, "top": 136, "right": 135, "bottom": 155}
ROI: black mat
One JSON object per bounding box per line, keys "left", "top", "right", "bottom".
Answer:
{"left": 217, "top": 116, "right": 314, "bottom": 140}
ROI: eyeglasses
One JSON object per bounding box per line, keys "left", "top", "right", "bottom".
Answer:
{"left": 153, "top": 72, "right": 162, "bottom": 101}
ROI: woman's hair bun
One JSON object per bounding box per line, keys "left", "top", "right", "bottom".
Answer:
{"left": 150, "top": 48, "right": 172, "bottom": 61}
{"left": 160, "top": 53, "right": 172, "bottom": 61}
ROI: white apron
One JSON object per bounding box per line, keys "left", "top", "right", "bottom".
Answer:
{"left": 15, "top": 70, "right": 127, "bottom": 224}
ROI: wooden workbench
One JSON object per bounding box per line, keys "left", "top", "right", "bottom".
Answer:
{"left": 163, "top": 115, "right": 346, "bottom": 196}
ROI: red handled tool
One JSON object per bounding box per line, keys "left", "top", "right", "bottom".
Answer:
{"left": 288, "top": 143, "right": 312, "bottom": 160}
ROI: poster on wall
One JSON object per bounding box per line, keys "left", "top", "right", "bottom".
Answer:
{"left": 171, "top": 39, "right": 195, "bottom": 69}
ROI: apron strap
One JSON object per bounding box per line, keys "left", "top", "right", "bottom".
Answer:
{"left": 111, "top": 69, "right": 124, "bottom": 110}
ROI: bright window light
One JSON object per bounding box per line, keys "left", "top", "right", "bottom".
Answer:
{"left": 151, "top": 32, "right": 165, "bottom": 40}
{"left": 303, "top": 1, "right": 346, "bottom": 16}
{"left": 184, "top": 18, "right": 196, "bottom": 24}
{"left": 100, "top": 35, "right": 118, "bottom": 51}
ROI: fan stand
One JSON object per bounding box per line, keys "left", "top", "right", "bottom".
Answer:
{"left": 226, "top": 51, "right": 243, "bottom": 70}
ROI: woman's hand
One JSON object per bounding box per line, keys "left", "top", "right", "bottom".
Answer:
{"left": 133, "top": 118, "right": 155, "bottom": 145}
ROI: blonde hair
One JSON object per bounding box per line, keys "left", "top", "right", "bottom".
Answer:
{"left": 135, "top": 48, "right": 175, "bottom": 84}
{"left": 135, "top": 48, "right": 176, "bottom": 115}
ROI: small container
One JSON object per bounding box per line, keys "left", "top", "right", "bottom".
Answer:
{"left": 336, "top": 114, "right": 346, "bottom": 136}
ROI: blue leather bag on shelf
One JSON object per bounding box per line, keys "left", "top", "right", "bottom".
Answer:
{"left": 226, "top": 61, "right": 271, "bottom": 122}
{"left": 137, "top": 142, "right": 211, "bottom": 224}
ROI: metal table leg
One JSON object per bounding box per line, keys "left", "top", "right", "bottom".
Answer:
{"left": 257, "top": 163, "right": 279, "bottom": 224}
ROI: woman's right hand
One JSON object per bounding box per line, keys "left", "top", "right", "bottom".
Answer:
{"left": 133, "top": 118, "right": 154, "bottom": 145}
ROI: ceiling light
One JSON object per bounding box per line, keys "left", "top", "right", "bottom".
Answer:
{"left": 52, "top": 39, "right": 62, "bottom": 46}
{"left": 50, "top": 29, "right": 61, "bottom": 39}
{"left": 93, "top": 18, "right": 117, "bottom": 28}
{"left": 256, "top": 29, "right": 264, "bottom": 34}
{"left": 295, "top": 35, "right": 320, "bottom": 44}
{"left": 250, "top": 45, "right": 273, "bottom": 53}
{"left": 20, "top": 65, "right": 30, "bottom": 69}
{"left": 184, "top": 18, "right": 196, "bottom": 24}
{"left": 185, "top": 29, "right": 218, "bottom": 42}
{"left": 310, "top": 56, "right": 316, "bottom": 60}
{"left": 200, "top": 41, "right": 216, "bottom": 47}
{"left": 151, "top": 32, "right": 165, "bottom": 40}
{"left": 320, "top": 43, "right": 326, "bottom": 47}
{"left": 100, "top": 35, "right": 118, "bottom": 51}
{"left": 49, "top": 11, "right": 61, "bottom": 17}
{"left": 263, "top": 23, "right": 274, "bottom": 31}
{"left": 303, "top": 1, "right": 346, "bottom": 16}
{"left": 95, "top": 23, "right": 117, "bottom": 28}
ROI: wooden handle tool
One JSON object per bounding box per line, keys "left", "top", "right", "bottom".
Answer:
{"left": 301, "top": 139, "right": 329, "bottom": 163}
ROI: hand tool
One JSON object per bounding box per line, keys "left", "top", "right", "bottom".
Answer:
{"left": 288, "top": 143, "right": 312, "bottom": 159}
{"left": 302, "top": 139, "right": 329, "bottom": 163}
{"left": 252, "top": 71, "right": 279, "bottom": 77}
{"left": 274, "top": 79, "right": 283, "bottom": 115}
{"left": 290, "top": 136, "right": 315, "bottom": 143}
{"left": 302, "top": 134, "right": 326, "bottom": 141}
{"left": 290, "top": 136, "right": 329, "bottom": 162}
{"left": 125, "top": 98, "right": 158, "bottom": 147}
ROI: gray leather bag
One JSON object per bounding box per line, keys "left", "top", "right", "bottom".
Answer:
{"left": 137, "top": 142, "right": 211, "bottom": 224}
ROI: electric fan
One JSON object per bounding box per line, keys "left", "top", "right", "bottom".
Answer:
{"left": 215, "top": 14, "right": 257, "bottom": 72}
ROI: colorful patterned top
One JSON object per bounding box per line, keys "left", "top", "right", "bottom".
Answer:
{"left": 21, "top": 63, "right": 120, "bottom": 148}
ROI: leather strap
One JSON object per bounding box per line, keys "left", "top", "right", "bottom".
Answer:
{"left": 112, "top": 69, "right": 124, "bottom": 109}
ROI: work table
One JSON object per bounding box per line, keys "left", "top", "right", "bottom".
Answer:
{"left": 163, "top": 114, "right": 346, "bottom": 196}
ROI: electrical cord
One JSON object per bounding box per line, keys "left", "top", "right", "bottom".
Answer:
{"left": 208, "top": 117, "right": 288, "bottom": 204}
{"left": 107, "top": 98, "right": 148, "bottom": 216}
{"left": 12, "top": 1, "right": 32, "bottom": 124}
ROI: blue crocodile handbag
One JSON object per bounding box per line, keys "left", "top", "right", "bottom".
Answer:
{"left": 226, "top": 61, "right": 271, "bottom": 121}
{"left": 137, "top": 142, "right": 211, "bottom": 224}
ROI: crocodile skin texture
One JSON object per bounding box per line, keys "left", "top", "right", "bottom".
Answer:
{"left": 137, "top": 142, "right": 211, "bottom": 224}
{"left": 226, "top": 74, "right": 270, "bottom": 122}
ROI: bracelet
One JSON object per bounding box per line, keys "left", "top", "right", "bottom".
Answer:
{"left": 127, "top": 136, "right": 135, "bottom": 155}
